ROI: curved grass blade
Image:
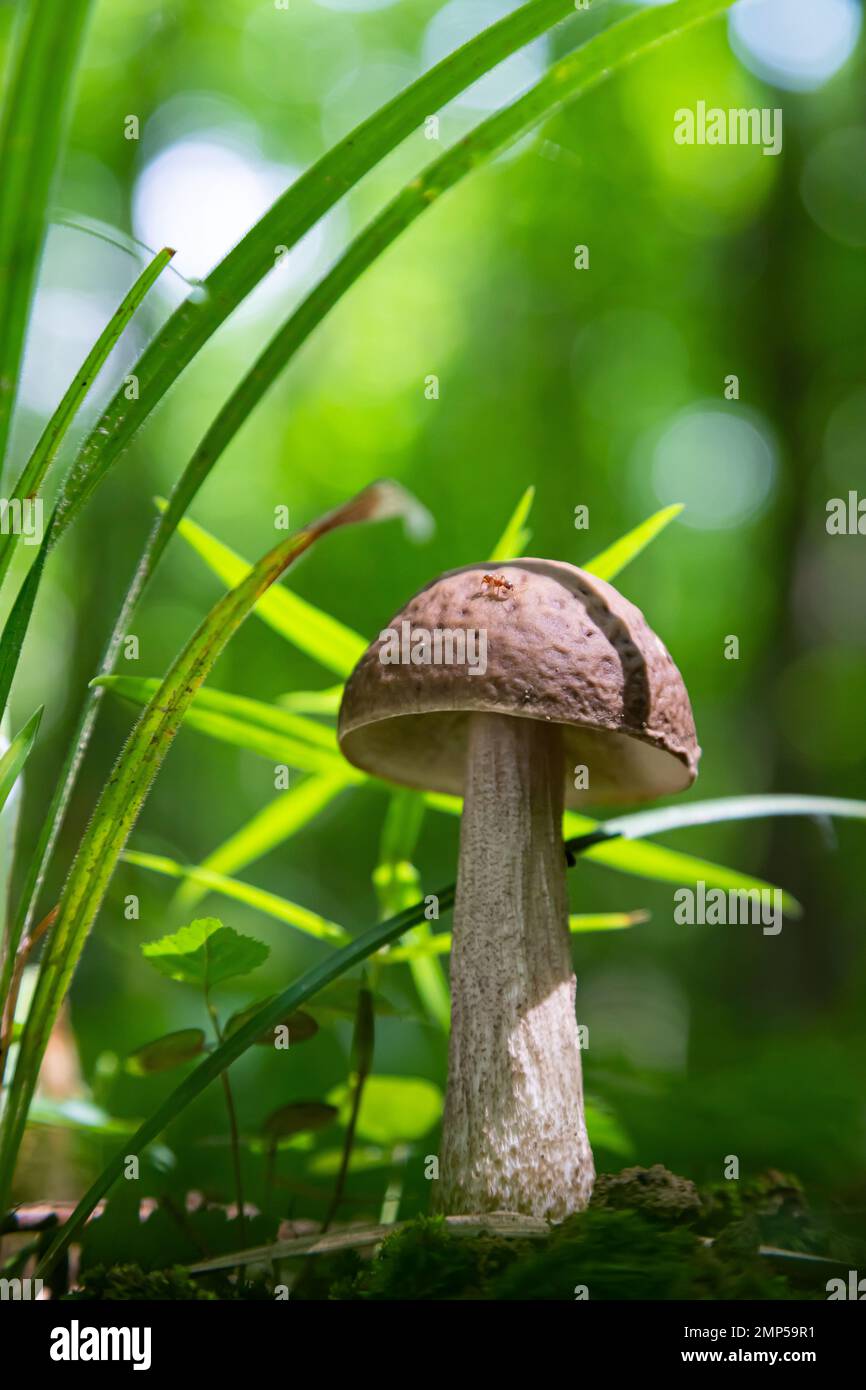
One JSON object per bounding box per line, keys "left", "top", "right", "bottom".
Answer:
{"left": 600, "top": 794, "right": 866, "bottom": 842}
{"left": 574, "top": 834, "right": 801, "bottom": 914}
{"left": 52, "top": 0, "right": 583, "bottom": 537}
{"left": 173, "top": 772, "right": 350, "bottom": 914}
{"left": 0, "top": 554, "right": 48, "bottom": 1005}
{"left": 0, "top": 482, "right": 410, "bottom": 1211}
{"left": 489, "top": 486, "right": 535, "bottom": 561}
{"left": 0, "top": 248, "right": 174, "bottom": 588}
{"left": 0, "top": 543, "right": 47, "bottom": 719}
{"left": 0, "top": 707, "right": 42, "bottom": 817}
{"left": 582, "top": 503, "right": 684, "bottom": 582}
{"left": 162, "top": 510, "right": 366, "bottom": 676}
{"left": 0, "top": 0, "right": 93, "bottom": 481}
{"left": 122, "top": 849, "right": 349, "bottom": 945}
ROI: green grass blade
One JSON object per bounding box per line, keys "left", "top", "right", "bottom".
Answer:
{"left": 374, "top": 790, "right": 450, "bottom": 1031}
{"left": 0, "top": 542, "right": 47, "bottom": 719}
{"left": 0, "top": 707, "right": 42, "bottom": 817}
{"left": 279, "top": 686, "right": 345, "bottom": 716}
{"left": 489, "top": 486, "right": 535, "bottom": 561}
{"left": 122, "top": 850, "right": 349, "bottom": 945}
{"left": 167, "top": 510, "right": 367, "bottom": 677}
{"left": 384, "top": 910, "right": 649, "bottom": 960}
{"left": 582, "top": 504, "right": 684, "bottom": 581}
{"left": 0, "top": 482, "right": 409, "bottom": 1212}
{"left": 426, "top": 792, "right": 800, "bottom": 910}
{"left": 173, "top": 773, "right": 350, "bottom": 914}
{"left": 0, "top": 0, "right": 93, "bottom": 480}
{"left": 0, "top": 248, "right": 174, "bottom": 588}
{"left": 577, "top": 833, "right": 800, "bottom": 913}
{"left": 94, "top": 674, "right": 340, "bottom": 751}
{"left": 51, "top": 0, "right": 580, "bottom": 534}
{"left": 602, "top": 794, "right": 866, "bottom": 841}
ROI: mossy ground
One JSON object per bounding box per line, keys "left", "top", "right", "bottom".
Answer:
{"left": 66, "top": 1167, "right": 862, "bottom": 1301}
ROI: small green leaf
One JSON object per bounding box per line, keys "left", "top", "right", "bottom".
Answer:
{"left": 582, "top": 504, "right": 684, "bottom": 581}
{"left": 126, "top": 1029, "right": 207, "bottom": 1076}
{"left": 140, "top": 918, "right": 269, "bottom": 988}
{"left": 225, "top": 999, "right": 318, "bottom": 1046}
{"left": 328, "top": 1075, "right": 442, "bottom": 1146}
{"left": 489, "top": 485, "right": 535, "bottom": 561}
{"left": 163, "top": 505, "right": 367, "bottom": 677}
{"left": 262, "top": 1101, "right": 338, "bottom": 1140}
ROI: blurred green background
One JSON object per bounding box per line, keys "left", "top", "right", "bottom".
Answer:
{"left": 3, "top": 0, "right": 865, "bottom": 1238}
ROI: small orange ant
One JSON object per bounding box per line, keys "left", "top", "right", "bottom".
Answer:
{"left": 480, "top": 572, "right": 515, "bottom": 600}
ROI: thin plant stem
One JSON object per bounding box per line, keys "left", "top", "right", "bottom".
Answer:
{"left": 204, "top": 984, "right": 247, "bottom": 1276}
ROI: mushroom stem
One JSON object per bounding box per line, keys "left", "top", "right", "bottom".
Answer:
{"left": 438, "top": 711, "right": 594, "bottom": 1220}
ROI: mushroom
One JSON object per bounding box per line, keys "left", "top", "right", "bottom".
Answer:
{"left": 338, "top": 559, "right": 699, "bottom": 1220}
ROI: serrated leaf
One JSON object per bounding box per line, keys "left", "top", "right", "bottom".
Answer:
{"left": 225, "top": 999, "right": 318, "bottom": 1046}
{"left": 126, "top": 1029, "right": 207, "bottom": 1076}
{"left": 140, "top": 918, "right": 269, "bottom": 988}
{"left": 582, "top": 504, "right": 684, "bottom": 581}
{"left": 328, "top": 1075, "right": 442, "bottom": 1146}
{"left": 489, "top": 485, "right": 535, "bottom": 561}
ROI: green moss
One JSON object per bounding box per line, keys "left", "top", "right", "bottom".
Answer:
{"left": 64, "top": 1263, "right": 218, "bottom": 1301}
{"left": 332, "top": 1216, "right": 527, "bottom": 1300}
{"left": 324, "top": 1167, "right": 848, "bottom": 1302}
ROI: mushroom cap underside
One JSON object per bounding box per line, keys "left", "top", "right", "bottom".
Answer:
{"left": 338, "top": 558, "right": 700, "bottom": 808}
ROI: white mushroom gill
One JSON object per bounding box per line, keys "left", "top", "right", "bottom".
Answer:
{"left": 437, "top": 710, "right": 594, "bottom": 1220}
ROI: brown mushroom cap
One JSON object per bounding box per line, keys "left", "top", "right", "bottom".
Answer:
{"left": 338, "top": 559, "right": 700, "bottom": 807}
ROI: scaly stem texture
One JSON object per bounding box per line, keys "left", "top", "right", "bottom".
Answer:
{"left": 439, "top": 713, "right": 593, "bottom": 1220}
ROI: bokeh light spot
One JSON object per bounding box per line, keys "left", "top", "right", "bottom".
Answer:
{"left": 648, "top": 407, "right": 778, "bottom": 530}
{"left": 801, "top": 127, "right": 866, "bottom": 249}
{"left": 422, "top": 0, "right": 548, "bottom": 112}
{"left": 729, "top": 0, "right": 861, "bottom": 93}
